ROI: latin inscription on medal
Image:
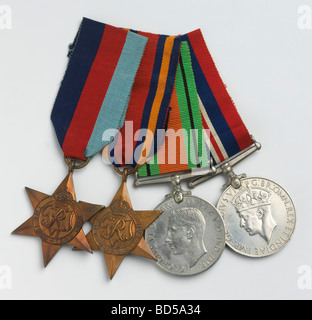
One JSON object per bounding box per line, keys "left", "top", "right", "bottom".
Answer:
{"left": 145, "top": 196, "right": 226, "bottom": 276}
{"left": 217, "top": 177, "right": 296, "bottom": 258}
{"left": 32, "top": 191, "right": 83, "bottom": 245}
{"left": 93, "top": 200, "right": 143, "bottom": 255}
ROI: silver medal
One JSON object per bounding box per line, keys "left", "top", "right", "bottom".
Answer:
{"left": 217, "top": 177, "right": 296, "bottom": 258}
{"left": 144, "top": 175, "right": 226, "bottom": 276}
{"left": 189, "top": 139, "right": 296, "bottom": 258}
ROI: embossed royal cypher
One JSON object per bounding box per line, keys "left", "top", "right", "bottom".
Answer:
{"left": 74, "top": 168, "right": 162, "bottom": 279}
{"left": 12, "top": 18, "right": 148, "bottom": 269}
{"left": 12, "top": 170, "right": 103, "bottom": 267}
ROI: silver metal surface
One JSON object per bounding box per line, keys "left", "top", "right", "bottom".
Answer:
{"left": 219, "top": 162, "right": 246, "bottom": 190}
{"left": 134, "top": 137, "right": 260, "bottom": 190}
{"left": 188, "top": 137, "right": 261, "bottom": 188}
{"left": 217, "top": 177, "right": 296, "bottom": 258}
{"left": 164, "top": 175, "right": 191, "bottom": 203}
{"left": 145, "top": 194, "right": 226, "bottom": 276}
{"left": 134, "top": 161, "right": 215, "bottom": 187}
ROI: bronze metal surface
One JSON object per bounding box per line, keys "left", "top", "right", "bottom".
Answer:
{"left": 12, "top": 172, "right": 104, "bottom": 267}
{"left": 75, "top": 169, "right": 163, "bottom": 280}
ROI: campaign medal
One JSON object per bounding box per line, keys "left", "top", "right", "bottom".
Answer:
{"left": 85, "top": 30, "right": 183, "bottom": 279}
{"left": 12, "top": 18, "right": 148, "bottom": 268}
{"left": 191, "top": 144, "right": 296, "bottom": 258}
{"left": 216, "top": 176, "right": 296, "bottom": 258}
{"left": 144, "top": 175, "right": 226, "bottom": 276}
{"left": 75, "top": 167, "right": 162, "bottom": 280}
{"left": 133, "top": 40, "right": 226, "bottom": 276}
{"left": 12, "top": 159, "right": 103, "bottom": 267}
{"left": 185, "top": 33, "right": 297, "bottom": 257}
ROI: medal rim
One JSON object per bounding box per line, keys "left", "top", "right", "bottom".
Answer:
{"left": 217, "top": 176, "right": 297, "bottom": 258}
{"left": 146, "top": 194, "right": 226, "bottom": 276}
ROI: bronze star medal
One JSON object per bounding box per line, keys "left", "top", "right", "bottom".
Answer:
{"left": 78, "top": 168, "right": 163, "bottom": 279}
{"left": 12, "top": 171, "right": 104, "bottom": 267}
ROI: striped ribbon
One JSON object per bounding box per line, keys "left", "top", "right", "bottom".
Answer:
{"left": 137, "top": 29, "right": 253, "bottom": 177}
{"left": 183, "top": 30, "right": 253, "bottom": 165}
{"left": 51, "top": 18, "right": 147, "bottom": 161}
{"left": 51, "top": 17, "right": 252, "bottom": 172}
{"left": 138, "top": 41, "right": 210, "bottom": 177}
{"left": 102, "top": 30, "right": 181, "bottom": 167}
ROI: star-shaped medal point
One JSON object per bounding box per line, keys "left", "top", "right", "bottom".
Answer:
{"left": 12, "top": 172, "right": 104, "bottom": 267}
{"left": 75, "top": 172, "right": 162, "bottom": 280}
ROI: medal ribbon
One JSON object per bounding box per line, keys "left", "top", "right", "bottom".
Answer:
{"left": 51, "top": 18, "right": 148, "bottom": 161}
{"left": 104, "top": 28, "right": 252, "bottom": 175}
{"left": 137, "top": 29, "right": 253, "bottom": 177}
{"left": 183, "top": 30, "right": 253, "bottom": 164}
{"left": 138, "top": 41, "right": 210, "bottom": 177}
{"left": 102, "top": 31, "right": 181, "bottom": 167}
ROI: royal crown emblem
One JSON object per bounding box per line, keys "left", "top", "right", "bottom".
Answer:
{"left": 232, "top": 187, "right": 271, "bottom": 212}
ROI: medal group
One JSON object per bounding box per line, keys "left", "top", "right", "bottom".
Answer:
{"left": 13, "top": 18, "right": 296, "bottom": 279}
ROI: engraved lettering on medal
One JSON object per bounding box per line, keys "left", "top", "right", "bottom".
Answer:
{"left": 254, "top": 227, "right": 293, "bottom": 255}
{"left": 217, "top": 177, "right": 296, "bottom": 258}
{"left": 146, "top": 195, "right": 225, "bottom": 275}
{"left": 225, "top": 232, "right": 233, "bottom": 242}
{"left": 217, "top": 201, "right": 226, "bottom": 216}
{"left": 214, "top": 237, "right": 225, "bottom": 253}
{"left": 232, "top": 240, "right": 251, "bottom": 255}
{"left": 225, "top": 188, "right": 235, "bottom": 197}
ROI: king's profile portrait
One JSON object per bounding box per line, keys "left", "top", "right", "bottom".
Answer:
{"left": 232, "top": 187, "right": 277, "bottom": 244}
{"left": 165, "top": 207, "right": 207, "bottom": 268}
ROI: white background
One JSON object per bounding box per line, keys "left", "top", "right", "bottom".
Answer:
{"left": 0, "top": 0, "right": 311, "bottom": 300}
